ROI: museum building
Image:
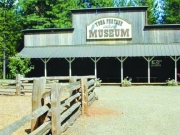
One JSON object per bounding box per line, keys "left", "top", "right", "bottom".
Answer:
{"left": 20, "top": 6, "right": 180, "bottom": 83}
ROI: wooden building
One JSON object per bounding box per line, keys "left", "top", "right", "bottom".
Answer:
{"left": 20, "top": 6, "right": 180, "bottom": 83}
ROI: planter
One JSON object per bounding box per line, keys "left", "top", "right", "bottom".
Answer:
{"left": 121, "top": 84, "right": 131, "bottom": 87}
{"left": 95, "top": 82, "right": 101, "bottom": 87}
{"left": 166, "top": 79, "right": 178, "bottom": 86}
{"left": 121, "top": 82, "right": 131, "bottom": 87}
{"left": 121, "top": 77, "right": 131, "bottom": 87}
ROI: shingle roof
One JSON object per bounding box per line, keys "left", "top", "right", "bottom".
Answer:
{"left": 19, "top": 44, "right": 180, "bottom": 58}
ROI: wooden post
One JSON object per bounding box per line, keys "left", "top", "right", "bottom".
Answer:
{"left": 143, "top": 57, "right": 154, "bottom": 83}
{"left": 170, "top": 56, "right": 180, "bottom": 82}
{"left": 69, "top": 76, "right": 78, "bottom": 106}
{"left": 69, "top": 76, "right": 77, "bottom": 83}
{"left": 15, "top": 74, "right": 21, "bottom": 96}
{"left": 117, "top": 57, "right": 128, "bottom": 83}
{"left": 81, "top": 77, "right": 88, "bottom": 115}
{"left": 31, "top": 77, "right": 46, "bottom": 132}
{"left": 51, "top": 83, "right": 61, "bottom": 135}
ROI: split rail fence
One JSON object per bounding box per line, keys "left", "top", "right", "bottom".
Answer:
{"left": 0, "top": 76, "right": 97, "bottom": 135}
{"left": 0, "top": 74, "right": 95, "bottom": 96}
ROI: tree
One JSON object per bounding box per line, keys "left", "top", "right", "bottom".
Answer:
{"left": 77, "top": 0, "right": 113, "bottom": 8}
{"left": 113, "top": 0, "right": 156, "bottom": 24}
{"left": 164, "top": 0, "right": 180, "bottom": 24}
{"left": 113, "top": 0, "right": 129, "bottom": 7}
{"left": 0, "top": 0, "right": 23, "bottom": 79}
{"left": 153, "top": 0, "right": 165, "bottom": 24}
{"left": 18, "top": 0, "right": 79, "bottom": 29}
{"left": 145, "top": 0, "right": 157, "bottom": 24}
{"left": 8, "top": 55, "right": 34, "bottom": 77}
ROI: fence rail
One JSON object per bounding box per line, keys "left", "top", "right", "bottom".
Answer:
{"left": 0, "top": 75, "right": 97, "bottom": 135}
{"left": 0, "top": 74, "right": 95, "bottom": 96}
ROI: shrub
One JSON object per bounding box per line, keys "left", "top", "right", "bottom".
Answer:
{"left": 166, "top": 78, "right": 178, "bottom": 86}
{"left": 122, "top": 76, "right": 131, "bottom": 87}
{"left": 8, "top": 55, "right": 34, "bottom": 78}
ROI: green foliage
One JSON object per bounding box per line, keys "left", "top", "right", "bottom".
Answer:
{"left": 166, "top": 78, "right": 178, "bottom": 86}
{"left": 122, "top": 76, "right": 131, "bottom": 86}
{"left": 94, "top": 78, "right": 102, "bottom": 83}
{"left": 133, "top": 0, "right": 156, "bottom": 24}
{"left": 90, "top": 0, "right": 113, "bottom": 8}
{"left": 146, "top": 0, "right": 157, "bottom": 24}
{"left": 113, "top": 0, "right": 129, "bottom": 7}
{"left": 8, "top": 55, "right": 34, "bottom": 77}
{"left": 0, "top": 0, "right": 23, "bottom": 78}
{"left": 76, "top": 0, "right": 113, "bottom": 8}
{"left": 113, "top": 0, "right": 156, "bottom": 24}
{"left": 94, "top": 78, "right": 102, "bottom": 87}
{"left": 164, "top": 0, "right": 180, "bottom": 24}
{"left": 18, "top": 0, "right": 78, "bottom": 29}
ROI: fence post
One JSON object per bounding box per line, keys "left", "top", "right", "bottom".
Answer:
{"left": 69, "top": 76, "right": 78, "bottom": 106}
{"left": 15, "top": 74, "right": 21, "bottom": 96}
{"left": 81, "top": 77, "right": 88, "bottom": 115}
{"left": 51, "top": 83, "right": 62, "bottom": 135}
{"left": 69, "top": 76, "right": 77, "bottom": 83}
{"left": 31, "top": 77, "right": 46, "bottom": 132}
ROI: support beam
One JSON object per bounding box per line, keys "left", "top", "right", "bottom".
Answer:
{"left": 117, "top": 57, "right": 128, "bottom": 83}
{"left": 170, "top": 56, "right": 180, "bottom": 82}
{"left": 143, "top": 56, "right": 154, "bottom": 83}
{"left": 40, "top": 58, "right": 51, "bottom": 77}
{"left": 90, "top": 57, "right": 101, "bottom": 78}
{"left": 65, "top": 58, "right": 75, "bottom": 77}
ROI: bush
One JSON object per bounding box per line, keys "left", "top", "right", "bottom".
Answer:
{"left": 122, "top": 76, "right": 131, "bottom": 87}
{"left": 8, "top": 55, "right": 34, "bottom": 78}
{"left": 166, "top": 78, "right": 178, "bottom": 86}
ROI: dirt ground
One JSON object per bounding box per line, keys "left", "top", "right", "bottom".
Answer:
{"left": 0, "top": 94, "right": 32, "bottom": 135}
{"left": 1, "top": 86, "right": 180, "bottom": 135}
{"left": 64, "top": 86, "right": 180, "bottom": 135}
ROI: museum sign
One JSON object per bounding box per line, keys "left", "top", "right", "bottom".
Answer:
{"left": 87, "top": 17, "right": 132, "bottom": 39}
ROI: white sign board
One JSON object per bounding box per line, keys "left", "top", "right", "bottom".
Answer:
{"left": 87, "top": 17, "right": 132, "bottom": 40}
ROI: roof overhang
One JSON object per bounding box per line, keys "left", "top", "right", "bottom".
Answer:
{"left": 19, "top": 44, "right": 180, "bottom": 58}
{"left": 22, "top": 28, "right": 74, "bottom": 34}
{"left": 71, "top": 6, "right": 148, "bottom": 13}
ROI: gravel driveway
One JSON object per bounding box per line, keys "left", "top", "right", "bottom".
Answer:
{"left": 64, "top": 86, "right": 180, "bottom": 135}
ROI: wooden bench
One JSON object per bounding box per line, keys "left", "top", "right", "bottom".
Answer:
{"left": 136, "top": 77, "right": 157, "bottom": 82}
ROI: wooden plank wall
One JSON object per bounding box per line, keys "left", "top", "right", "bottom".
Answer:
{"left": 72, "top": 9, "right": 147, "bottom": 45}
{"left": 144, "top": 29, "right": 180, "bottom": 43}
{"left": 24, "top": 32, "right": 73, "bottom": 46}
{"left": 23, "top": 7, "right": 180, "bottom": 47}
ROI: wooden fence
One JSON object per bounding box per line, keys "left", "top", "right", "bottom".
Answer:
{"left": 0, "top": 74, "right": 95, "bottom": 96}
{"left": 0, "top": 76, "right": 97, "bottom": 135}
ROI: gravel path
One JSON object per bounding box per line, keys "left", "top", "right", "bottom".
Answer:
{"left": 0, "top": 94, "right": 31, "bottom": 135}
{"left": 64, "top": 86, "right": 180, "bottom": 135}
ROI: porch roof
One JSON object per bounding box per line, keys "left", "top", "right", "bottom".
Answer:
{"left": 19, "top": 43, "right": 180, "bottom": 58}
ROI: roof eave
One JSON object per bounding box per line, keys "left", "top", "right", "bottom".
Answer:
{"left": 22, "top": 28, "right": 74, "bottom": 33}
{"left": 144, "top": 24, "right": 180, "bottom": 29}
{"left": 71, "top": 6, "right": 148, "bottom": 13}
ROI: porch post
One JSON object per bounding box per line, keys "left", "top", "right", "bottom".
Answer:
{"left": 40, "top": 58, "right": 51, "bottom": 77}
{"left": 65, "top": 58, "right": 75, "bottom": 77}
{"left": 117, "top": 57, "right": 128, "bottom": 83}
{"left": 170, "top": 56, "right": 180, "bottom": 82}
{"left": 95, "top": 59, "right": 97, "bottom": 77}
{"left": 45, "top": 62, "right": 47, "bottom": 77}
{"left": 143, "top": 56, "right": 154, "bottom": 83}
{"left": 90, "top": 57, "right": 101, "bottom": 78}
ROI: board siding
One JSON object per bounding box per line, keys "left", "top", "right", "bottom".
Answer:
{"left": 24, "top": 8, "right": 180, "bottom": 47}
